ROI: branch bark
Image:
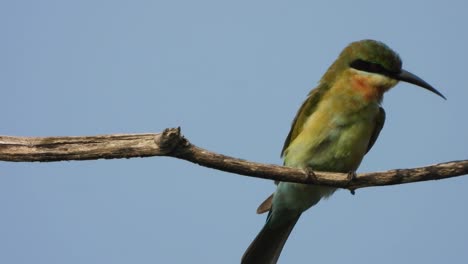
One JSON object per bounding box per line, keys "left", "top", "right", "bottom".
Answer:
{"left": 1, "top": 127, "right": 467, "bottom": 191}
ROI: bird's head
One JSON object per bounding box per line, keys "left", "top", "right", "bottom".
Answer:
{"left": 321, "top": 39, "right": 445, "bottom": 100}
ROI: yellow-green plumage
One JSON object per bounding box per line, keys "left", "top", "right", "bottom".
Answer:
{"left": 242, "top": 39, "right": 444, "bottom": 264}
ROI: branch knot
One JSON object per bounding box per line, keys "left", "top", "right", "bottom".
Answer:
{"left": 156, "top": 127, "right": 187, "bottom": 155}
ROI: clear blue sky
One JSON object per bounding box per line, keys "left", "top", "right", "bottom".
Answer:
{"left": 1, "top": 1, "right": 467, "bottom": 263}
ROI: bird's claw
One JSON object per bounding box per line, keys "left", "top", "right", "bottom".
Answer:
{"left": 347, "top": 171, "right": 357, "bottom": 181}
{"left": 304, "top": 167, "right": 317, "bottom": 182}
{"left": 347, "top": 171, "right": 357, "bottom": 195}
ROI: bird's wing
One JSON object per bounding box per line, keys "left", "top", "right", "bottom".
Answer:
{"left": 366, "top": 107, "right": 386, "bottom": 154}
{"left": 256, "top": 84, "right": 328, "bottom": 215}
{"left": 256, "top": 194, "right": 273, "bottom": 214}
{"left": 281, "top": 83, "right": 329, "bottom": 157}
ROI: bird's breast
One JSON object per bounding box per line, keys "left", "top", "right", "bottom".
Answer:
{"left": 284, "top": 99, "right": 379, "bottom": 172}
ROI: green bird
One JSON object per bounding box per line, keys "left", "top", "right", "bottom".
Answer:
{"left": 241, "top": 39, "right": 445, "bottom": 264}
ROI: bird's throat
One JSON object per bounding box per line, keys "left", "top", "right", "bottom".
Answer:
{"left": 350, "top": 74, "right": 385, "bottom": 102}
{"left": 346, "top": 69, "right": 398, "bottom": 102}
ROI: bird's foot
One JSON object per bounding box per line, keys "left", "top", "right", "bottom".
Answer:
{"left": 347, "top": 171, "right": 357, "bottom": 195}
{"left": 304, "top": 167, "right": 317, "bottom": 182}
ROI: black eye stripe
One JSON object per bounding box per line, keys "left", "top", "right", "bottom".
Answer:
{"left": 349, "top": 59, "right": 393, "bottom": 76}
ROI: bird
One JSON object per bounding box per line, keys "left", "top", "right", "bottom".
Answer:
{"left": 241, "top": 39, "right": 445, "bottom": 264}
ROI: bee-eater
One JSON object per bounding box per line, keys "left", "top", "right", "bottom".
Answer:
{"left": 241, "top": 39, "right": 445, "bottom": 264}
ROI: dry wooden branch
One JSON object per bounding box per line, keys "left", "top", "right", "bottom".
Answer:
{"left": 1, "top": 127, "right": 467, "bottom": 191}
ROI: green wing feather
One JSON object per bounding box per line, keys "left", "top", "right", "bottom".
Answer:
{"left": 281, "top": 83, "right": 329, "bottom": 157}
{"left": 366, "top": 107, "right": 385, "bottom": 153}
{"left": 281, "top": 85, "right": 385, "bottom": 157}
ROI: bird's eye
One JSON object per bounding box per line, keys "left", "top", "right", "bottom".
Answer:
{"left": 349, "top": 59, "right": 370, "bottom": 71}
{"left": 350, "top": 59, "right": 388, "bottom": 75}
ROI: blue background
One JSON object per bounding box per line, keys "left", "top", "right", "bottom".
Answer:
{"left": 1, "top": 0, "right": 467, "bottom": 263}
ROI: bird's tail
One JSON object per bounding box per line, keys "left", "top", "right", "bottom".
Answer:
{"left": 241, "top": 213, "right": 300, "bottom": 264}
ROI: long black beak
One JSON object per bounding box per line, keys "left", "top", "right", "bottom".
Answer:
{"left": 395, "top": 69, "right": 446, "bottom": 100}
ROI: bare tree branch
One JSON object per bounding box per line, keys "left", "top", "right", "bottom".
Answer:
{"left": 1, "top": 127, "right": 467, "bottom": 191}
